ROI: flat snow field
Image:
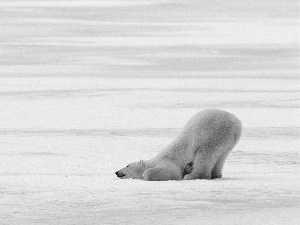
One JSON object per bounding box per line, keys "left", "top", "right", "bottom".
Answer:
{"left": 0, "top": 0, "right": 299, "bottom": 225}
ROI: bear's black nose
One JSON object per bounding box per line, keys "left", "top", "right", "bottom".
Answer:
{"left": 115, "top": 171, "right": 125, "bottom": 178}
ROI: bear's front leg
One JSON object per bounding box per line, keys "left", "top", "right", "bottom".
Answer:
{"left": 143, "top": 166, "right": 181, "bottom": 181}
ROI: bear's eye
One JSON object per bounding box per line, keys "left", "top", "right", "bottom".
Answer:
{"left": 126, "top": 165, "right": 129, "bottom": 168}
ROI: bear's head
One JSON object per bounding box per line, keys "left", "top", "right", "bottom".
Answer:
{"left": 115, "top": 160, "right": 146, "bottom": 179}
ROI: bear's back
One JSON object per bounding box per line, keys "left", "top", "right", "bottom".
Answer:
{"left": 181, "top": 109, "right": 242, "bottom": 150}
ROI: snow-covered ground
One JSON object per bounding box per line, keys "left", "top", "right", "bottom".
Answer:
{"left": 0, "top": 0, "right": 299, "bottom": 224}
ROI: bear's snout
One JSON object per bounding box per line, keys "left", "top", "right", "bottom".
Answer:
{"left": 115, "top": 171, "right": 125, "bottom": 178}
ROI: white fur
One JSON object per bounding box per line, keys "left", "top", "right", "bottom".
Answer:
{"left": 116, "top": 109, "right": 242, "bottom": 181}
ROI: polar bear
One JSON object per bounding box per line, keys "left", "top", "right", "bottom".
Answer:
{"left": 115, "top": 109, "right": 242, "bottom": 181}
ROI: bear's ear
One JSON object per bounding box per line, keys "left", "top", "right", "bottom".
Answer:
{"left": 139, "top": 160, "right": 145, "bottom": 167}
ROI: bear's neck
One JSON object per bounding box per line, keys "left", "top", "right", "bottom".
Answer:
{"left": 144, "top": 160, "right": 157, "bottom": 169}
{"left": 154, "top": 137, "right": 190, "bottom": 159}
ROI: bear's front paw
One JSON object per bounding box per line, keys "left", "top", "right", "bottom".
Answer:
{"left": 183, "top": 174, "right": 194, "bottom": 180}
{"left": 143, "top": 169, "right": 158, "bottom": 181}
{"left": 143, "top": 167, "right": 181, "bottom": 181}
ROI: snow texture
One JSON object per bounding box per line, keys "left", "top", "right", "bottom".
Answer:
{"left": 0, "top": 0, "right": 299, "bottom": 224}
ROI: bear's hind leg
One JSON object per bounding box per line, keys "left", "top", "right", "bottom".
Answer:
{"left": 143, "top": 166, "right": 181, "bottom": 181}
{"left": 183, "top": 151, "right": 218, "bottom": 180}
{"left": 211, "top": 151, "right": 231, "bottom": 179}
